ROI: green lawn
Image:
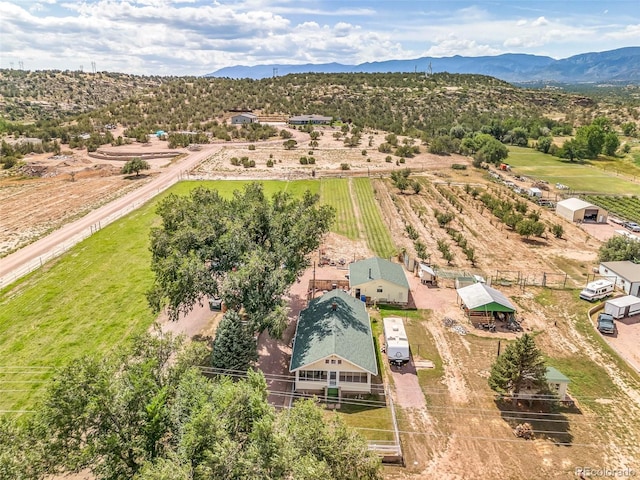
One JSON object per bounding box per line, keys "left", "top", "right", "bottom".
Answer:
{"left": 353, "top": 178, "right": 396, "bottom": 257}
{"left": 327, "top": 403, "right": 395, "bottom": 442}
{"left": 319, "top": 178, "right": 359, "bottom": 239}
{"left": 0, "top": 204, "right": 159, "bottom": 411}
{"left": 506, "top": 147, "right": 640, "bottom": 194}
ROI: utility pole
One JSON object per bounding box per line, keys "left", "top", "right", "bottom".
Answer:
{"left": 312, "top": 261, "right": 316, "bottom": 302}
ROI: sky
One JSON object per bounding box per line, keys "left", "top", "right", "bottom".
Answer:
{"left": 1, "top": 0, "right": 638, "bottom": 76}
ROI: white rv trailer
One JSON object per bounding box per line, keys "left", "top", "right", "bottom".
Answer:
{"left": 383, "top": 317, "right": 410, "bottom": 366}
{"left": 579, "top": 279, "right": 614, "bottom": 302}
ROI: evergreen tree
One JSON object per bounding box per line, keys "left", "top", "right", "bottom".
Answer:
{"left": 488, "top": 334, "right": 548, "bottom": 403}
{"left": 211, "top": 310, "right": 258, "bottom": 372}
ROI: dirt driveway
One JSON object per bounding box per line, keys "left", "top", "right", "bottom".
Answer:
{"left": 601, "top": 313, "right": 640, "bottom": 373}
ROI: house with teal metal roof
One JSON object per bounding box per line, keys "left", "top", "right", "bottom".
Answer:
{"left": 518, "top": 367, "right": 570, "bottom": 402}
{"left": 290, "top": 290, "right": 378, "bottom": 398}
{"left": 349, "top": 257, "right": 410, "bottom": 305}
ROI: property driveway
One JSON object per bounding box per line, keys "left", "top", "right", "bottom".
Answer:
{"left": 256, "top": 266, "right": 316, "bottom": 408}
{"left": 601, "top": 313, "right": 640, "bottom": 373}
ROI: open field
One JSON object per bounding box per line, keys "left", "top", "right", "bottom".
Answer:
{"left": 320, "top": 178, "right": 359, "bottom": 239}
{"left": 353, "top": 177, "right": 397, "bottom": 258}
{"left": 506, "top": 146, "right": 640, "bottom": 194}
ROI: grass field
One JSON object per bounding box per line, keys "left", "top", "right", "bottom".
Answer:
{"left": 507, "top": 147, "right": 640, "bottom": 195}
{"left": 353, "top": 178, "right": 397, "bottom": 258}
{"left": 319, "top": 178, "right": 359, "bottom": 239}
{"left": 0, "top": 178, "right": 397, "bottom": 411}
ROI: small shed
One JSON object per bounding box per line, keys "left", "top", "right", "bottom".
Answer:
{"left": 555, "top": 198, "right": 608, "bottom": 223}
{"left": 544, "top": 367, "right": 570, "bottom": 401}
{"left": 528, "top": 187, "right": 542, "bottom": 198}
{"left": 457, "top": 283, "right": 516, "bottom": 322}
{"left": 517, "top": 367, "right": 570, "bottom": 402}
{"left": 417, "top": 263, "right": 437, "bottom": 285}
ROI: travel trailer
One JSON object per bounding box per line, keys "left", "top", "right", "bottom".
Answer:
{"left": 383, "top": 317, "right": 410, "bottom": 366}
{"left": 604, "top": 295, "right": 640, "bottom": 319}
{"left": 579, "top": 279, "right": 614, "bottom": 302}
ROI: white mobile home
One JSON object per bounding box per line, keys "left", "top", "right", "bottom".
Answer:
{"left": 579, "top": 279, "right": 614, "bottom": 301}
{"left": 604, "top": 295, "right": 640, "bottom": 319}
{"left": 383, "top": 317, "right": 410, "bottom": 366}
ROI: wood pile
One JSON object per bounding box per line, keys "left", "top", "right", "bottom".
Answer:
{"left": 513, "top": 423, "right": 535, "bottom": 440}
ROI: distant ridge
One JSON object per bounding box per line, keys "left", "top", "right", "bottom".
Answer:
{"left": 206, "top": 47, "right": 640, "bottom": 83}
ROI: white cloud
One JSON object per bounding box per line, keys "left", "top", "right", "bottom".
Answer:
{"left": 605, "top": 23, "right": 640, "bottom": 40}
{"left": 0, "top": 1, "right": 638, "bottom": 74}
{"left": 424, "top": 37, "right": 501, "bottom": 58}
{"left": 531, "top": 16, "right": 549, "bottom": 27}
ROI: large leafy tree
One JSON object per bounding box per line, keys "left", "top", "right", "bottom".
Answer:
{"left": 211, "top": 310, "right": 258, "bottom": 372}
{"left": 488, "top": 334, "right": 548, "bottom": 403}
{"left": 121, "top": 157, "right": 150, "bottom": 176}
{"left": 19, "top": 333, "right": 381, "bottom": 480}
{"left": 599, "top": 236, "right": 640, "bottom": 263}
{"left": 147, "top": 183, "right": 334, "bottom": 334}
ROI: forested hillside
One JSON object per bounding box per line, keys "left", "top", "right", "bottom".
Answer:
{"left": 0, "top": 69, "right": 165, "bottom": 121}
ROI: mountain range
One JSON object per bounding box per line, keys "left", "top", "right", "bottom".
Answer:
{"left": 207, "top": 47, "right": 640, "bottom": 84}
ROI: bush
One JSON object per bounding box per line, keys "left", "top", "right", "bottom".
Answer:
{"left": 248, "top": 144, "right": 256, "bottom": 150}
{"left": 230, "top": 157, "right": 240, "bottom": 166}
{"left": 308, "top": 157, "right": 316, "bottom": 164}
{"left": 340, "top": 163, "right": 350, "bottom": 170}
{"left": 451, "top": 164, "right": 467, "bottom": 170}
{"left": 385, "top": 156, "right": 392, "bottom": 163}
{"left": 299, "top": 156, "right": 308, "bottom": 165}
{"left": 551, "top": 224, "right": 564, "bottom": 238}
{"left": 399, "top": 157, "right": 405, "bottom": 164}
{"left": 266, "top": 159, "right": 274, "bottom": 167}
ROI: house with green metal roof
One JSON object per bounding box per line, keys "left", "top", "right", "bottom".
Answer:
{"left": 290, "top": 290, "right": 378, "bottom": 398}
{"left": 518, "top": 367, "right": 570, "bottom": 402}
{"left": 349, "top": 257, "right": 410, "bottom": 305}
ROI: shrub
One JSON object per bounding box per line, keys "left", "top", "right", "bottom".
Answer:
{"left": 551, "top": 224, "right": 564, "bottom": 238}
{"left": 340, "top": 163, "right": 350, "bottom": 170}
{"left": 385, "top": 156, "right": 392, "bottom": 163}
{"left": 308, "top": 157, "right": 316, "bottom": 164}
{"left": 248, "top": 144, "right": 256, "bottom": 150}
{"left": 299, "top": 156, "right": 308, "bottom": 165}
{"left": 451, "top": 164, "right": 467, "bottom": 170}
{"left": 266, "top": 159, "right": 274, "bottom": 167}
{"left": 230, "top": 157, "right": 240, "bottom": 166}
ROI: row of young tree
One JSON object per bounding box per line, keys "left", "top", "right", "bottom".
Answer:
{"left": 0, "top": 333, "right": 381, "bottom": 479}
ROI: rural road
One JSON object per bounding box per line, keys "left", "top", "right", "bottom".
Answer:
{"left": 0, "top": 144, "right": 221, "bottom": 288}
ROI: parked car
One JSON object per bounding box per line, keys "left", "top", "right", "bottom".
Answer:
{"left": 624, "top": 222, "right": 640, "bottom": 231}
{"left": 209, "top": 296, "right": 223, "bottom": 311}
{"left": 597, "top": 313, "right": 616, "bottom": 334}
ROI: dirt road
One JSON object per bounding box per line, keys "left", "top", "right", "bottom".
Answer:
{"left": 0, "top": 145, "right": 220, "bottom": 288}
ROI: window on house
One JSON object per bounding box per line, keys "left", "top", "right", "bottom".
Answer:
{"left": 325, "top": 359, "right": 329, "bottom": 364}
{"left": 298, "top": 371, "right": 327, "bottom": 382}
{"left": 331, "top": 359, "right": 336, "bottom": 364}
{"left": 377, "top": 286, "right": 383, "bottom": 293}
{"left": 339, "top": 372, "right": 368, "bottom": 383}
{"left": 337, "top": 360, "right": 342, "bottom": 365}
